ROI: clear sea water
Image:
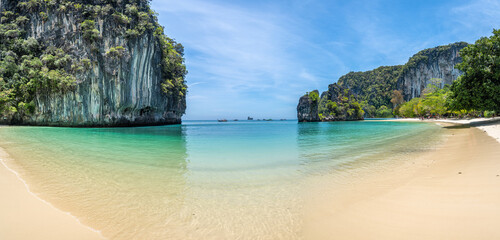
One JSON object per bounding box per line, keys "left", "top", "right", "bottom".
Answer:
{"left": 0, "top": 120, "right": 443, "bottom": 239}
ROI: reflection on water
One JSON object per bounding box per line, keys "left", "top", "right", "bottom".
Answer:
{"left": 297, "top": 121, "right": 443, "bottom": 175}
{"left": 0, "top": 120, "right": 443, "bottom": 239}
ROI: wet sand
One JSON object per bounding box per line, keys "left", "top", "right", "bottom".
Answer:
{"left": 0, "top": 149, "right": 104, "bottom": 240}
{"left": 305, "top": 124, "right": 500, "bottom": 239}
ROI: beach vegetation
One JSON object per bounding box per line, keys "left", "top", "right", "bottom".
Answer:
{"left": 448, "top": 29, "right": 500, "bottom": 113}
{"left": 361, "top": 102, "right": 376, "bottom": 118}
{"left": 398, "top": 84, "right": 451, "bottom": 118}
{"left": 375, "top": 105, "right": 393, "bottom": 118}
{"left": 484, "top": 110, "right": 496, "bottom": 118}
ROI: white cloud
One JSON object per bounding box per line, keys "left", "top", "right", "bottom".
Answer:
{"left": 150, "top": 0, "right": 496, "bottom": 120}
{"left": 451, "top": 0, "right": 500, "bottom": 30}
{"left": 187, "top": 82, "right": 206, "bottom": 88}
{"left": 151, "top": 0, "right": 346, "bottom": 119}
{"left": 446, "top": 0, "right": 500, "bottom": 44}
{"left": 152, "top": 0, "right": 296, "bottom": 92}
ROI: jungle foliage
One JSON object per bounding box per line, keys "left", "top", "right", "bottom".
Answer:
{"left": 332, "top": 42, "right": 470, "bottom": 118}
{"left": 397, "top": 83, "right": 450, "bottom": 118}
{"left": 397, "top": 30, "right": 499, "bottom": 118}
{"left": 0, "top": 10, "right": 78, "bottom": 117}
{"left": 448, "top": 29, "right": 500, "bottom": 113}
{"left": 337, "top": 65, "right": 402, "bottom": 117}
{"left": 318, "top": 85, "right": 365, "bottom": 121}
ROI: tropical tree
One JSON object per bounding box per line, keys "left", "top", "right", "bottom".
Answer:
{"left": 375, "top": 105, "right": 393, "bottom": 118}
{"left": 390, "top": 90, "right": 404, "bottom": 108}
{"left": 449, "top": 29, "right": 500, "bottom": 112}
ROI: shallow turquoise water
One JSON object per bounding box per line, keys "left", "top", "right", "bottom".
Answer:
{"left": 0, "top": 120, "right": 443, "bottom": 239}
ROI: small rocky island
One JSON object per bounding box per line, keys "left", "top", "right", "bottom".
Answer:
{"left": 0, "top": 0, "right": 186, "bottom": 127}
{"left": 297, "top": 42, "right": 468, "bottom": 122}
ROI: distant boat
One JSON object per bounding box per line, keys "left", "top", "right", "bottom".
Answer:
{"left": 265, "top": 119, "right": 272, "bottom": 121}
{"left": 218, "top": 119, "right": 228, "bottom": 122}
{"left": 247, "top": 117, "right": 253, "bottom": 120}
{"left": 233, "top": 119, "right": 238, "bottom": 121}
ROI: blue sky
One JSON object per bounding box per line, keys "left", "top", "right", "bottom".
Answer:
{"left": 151, "top": 0, "right": 500, "bottom": 120}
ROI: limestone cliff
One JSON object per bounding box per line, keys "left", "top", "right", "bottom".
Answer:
{"left": 297, "top": 42, "right": 468, "bottom": 122}
{"left": 317, "top": 83, "right": 364, "bottom": 121}
{"left": 397, "top": 42, "right": 468, "bottom": 101}
{"left": 0, "top": 0, "right": 186, "bottom": 127}
{"left": 297, "top": 90, "right": 320, "bottom": 122}
{"left": 297, "top": 85, "right": 364, "bottom": 122}
{"left": 336, "top": 65, "right": 403, "bottom": 110}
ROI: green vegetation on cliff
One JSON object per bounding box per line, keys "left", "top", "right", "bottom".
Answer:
{"left": 398, "top": 30, "right": 499, "bottom": 118}
{"left": 318, "top": 85, "right": 364, "bottom": 121}
{"left": 321, "top": 42, "right": 468, "bottom": 119}
{"left": 298, "top": 33, "right": 497, "bottom": 121}
{"left": 0, "top": 0, "right": 187, "bottom": 120}
{"left": 337, "top": 65, "right": 403, "bottom": 112}
{"left": 397, "top": 81, "right": 450, "bottom": 118}
{"left": 0, "top": 10, "right": 77, "bottom": 117}
{"left": 308, "top": 91, "right": 319, "bottom": 102}
{"left": 336, "top": 65, "right": 403, "bottom": 118}
{"left": 335, "top": 42, "right": 469, "bottom": 118}
{"left": 402, "top": 42, "right": 469, "bottom": 74}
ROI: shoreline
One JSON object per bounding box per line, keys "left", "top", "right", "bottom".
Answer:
{"left": 0, "top": 120, "right": 498, "bottom": 239}
{"left": 0, "top": 149, "right": 105, "bottom": 240}
{"left": 374, "top": 117, "right": 500, "bottom": 143}
{"left": 305, "top": 120, "right": 500, "bottom": 239}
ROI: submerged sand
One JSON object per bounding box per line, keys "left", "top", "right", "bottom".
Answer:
{"left": 0, "top": 149, "right": 104, "bottom": 240}
{"left": 305, "top": 123, "right": 500, "bottom": 239}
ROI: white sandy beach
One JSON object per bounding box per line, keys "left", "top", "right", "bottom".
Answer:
{"left": 477, "top": 124, "right": 500, "bottom": 143}
{"left": 305, "top": 120, "right": 500, "bottom": 239}
{"left": 383, "top": 117, "right": 500, "bottom": 142}
{"left": 0, "top": 149, "right": 104, "bottom": 240}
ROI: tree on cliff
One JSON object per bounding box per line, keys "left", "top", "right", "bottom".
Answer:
{"left": 390, "top": 90, "right": 404, "bottom": 116}
{"left": 308, "top": 91, "right": 319, "bottom": 102}
{"left": 449, "top": 29, "right": 500, "bottom": 112}
{"left": 391, "top": 90, "right": 404, "bottom": 108}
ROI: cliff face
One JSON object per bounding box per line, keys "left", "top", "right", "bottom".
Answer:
{"left": 397, "top": 42, "right": 468, "bottom": 101}
{"left": 337, "top": 65, "right": 403, "bottom": 110}
{"left": 297, "top": 90, "right": 320, "bottom": 122}
{"left": 297, "top": 42, "right": 468, "bottom": 122}
{"left": 318, "top": 83, "right": 364, "bottom": 121}
{"left": 0, "top": 0, "right": 186, "bottom": 127}
{"left": 297, "top": 85, "right": 364, "bottom": 122}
